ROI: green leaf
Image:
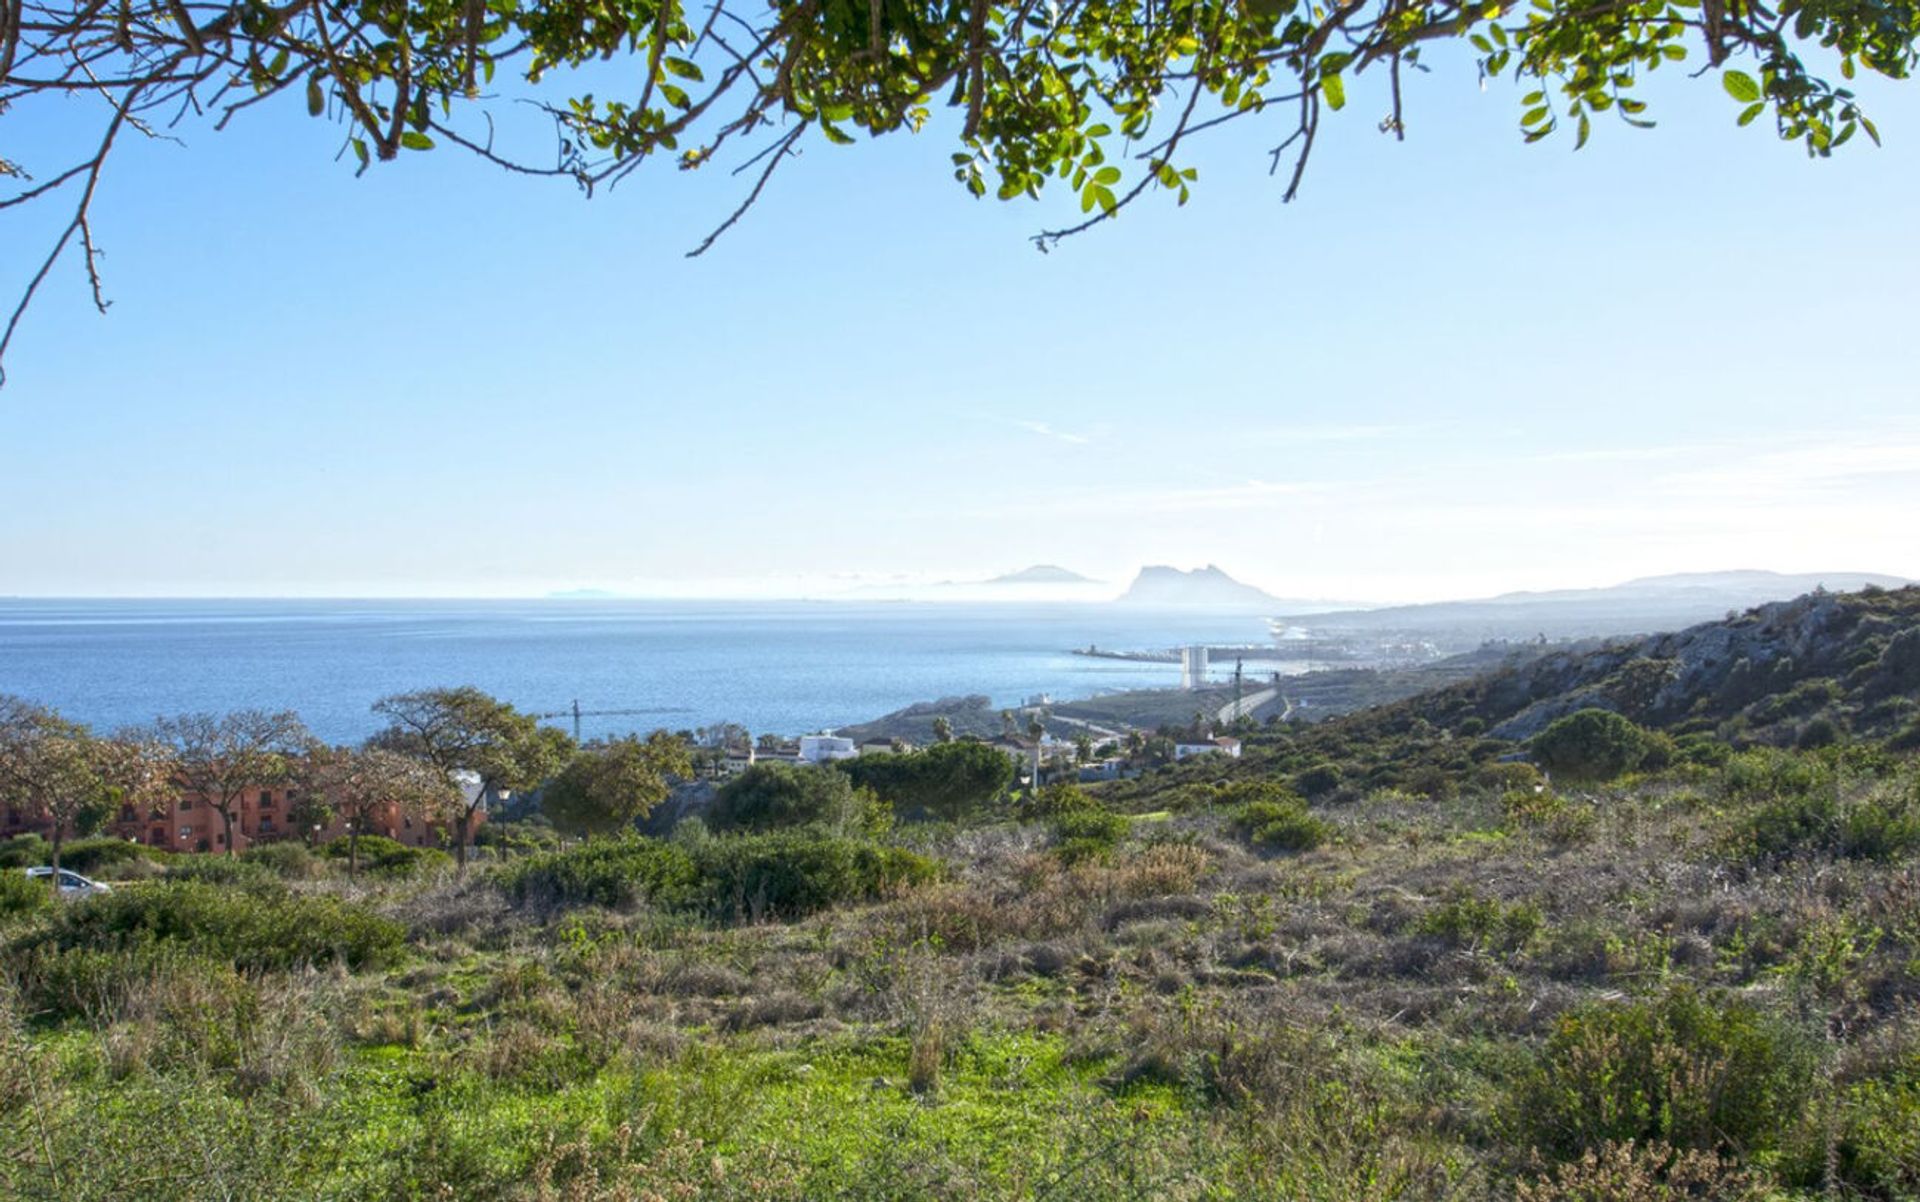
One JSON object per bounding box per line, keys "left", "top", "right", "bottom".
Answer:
{"left": 306, "top": 73, "right": 324, "bottom": 116}
{"left": 662, "top": 56, "right": 703, "bottom": 81}
{"left": 1093, "top": 166, "right": 1121, "bottom": 185}
{"left": 1722, "top": 70, "right": 1761, "bottom": 103}
{"left": 820, "top": 122, "right": 855, "bottom": 145}
{"left": 1737, "top": 101, "right": 1765, "bottom": 127}
{"left": 351, "top": 138, "right": 369, "bottom": 170}
{"left": 1522, "top": 105, "right": 1550, "bottom": 127}
{"left": 399, "top": 131, "right": 434, "bottom": 151}
{"left": 1574, "top": 113, "right": 1590, "bottom": 149}
{"left": 1322, "top": 73, "right": 1345, "bottom": 111}
{"left": 659, "top": 83, "right": 690, "bottom": 109}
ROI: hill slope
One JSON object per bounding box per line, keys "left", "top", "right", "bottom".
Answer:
{"left": 1330, "top": 584, "right": 1920, "bottom": 748}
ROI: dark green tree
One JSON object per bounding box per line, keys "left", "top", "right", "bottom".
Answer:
{"left": 542, "top": 732, "right": 692, "bottom": 839}
{"left": 708, "top": 761, "right": 885, "bottom": 835}
{"left": 842, "top": 740, "right": 1016, "bottom": 822}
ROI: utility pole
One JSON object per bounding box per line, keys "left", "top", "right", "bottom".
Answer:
{"left": 1233, "top": 657, "right": 1244, "bottom": 720}
{"left": 572, "top": 699, "right": 582, "bottom": 742}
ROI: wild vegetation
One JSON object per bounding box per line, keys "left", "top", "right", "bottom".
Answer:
{"left": 4, "top": 589, "right": 1920, "bottom": 1199}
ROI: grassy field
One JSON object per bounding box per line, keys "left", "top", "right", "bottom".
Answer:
{"left": 6, "top": 727, "right": 1920, "bottom": 1199}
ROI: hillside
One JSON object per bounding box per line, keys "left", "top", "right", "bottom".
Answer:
{"left": 1382, "top": 583, "right": 1920, "bottom": 745}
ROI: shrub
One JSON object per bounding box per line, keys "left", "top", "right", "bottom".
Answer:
{"left": 1229, "top": 798, "right": 1332, "bottom": 853}
{"left": 0, "top": 869, "right": 53, "bottom": 920}
{"left": 1735, "top": 777, "right": 1920, "bottom": 864}
{"left": 708, "top": 762, "right": 886, "bottom": 835}
{"left": 1050, "top": 807, "right": 1129, "bottom": 864}
{"left": 497, "top": 837, "right": 699, "bottom": 909}
{"left": 0, "top": 834, "right": 50, "bottom": 870}
{"left": 165, "top": 855, "right": 280, "bottom": 887}
{"left": 13, "top": 880, "right": 407, "bottom": 974}
{"left": 1512, "top": 986, "right": 1811, "bottom": 1160}
{"left": 1415, "top": 889, "right": 1542, "bottom": 953}
{"left": 1018, "top": 782, "right": 1095, "bottom": 822}
{"left": 1517, "top": 1140, "right": 1772, "bottom": 1202}
{"left": 1531, "top": 709, "right": 1658, "bottom": 783}
{"left": 241, "top": 840, "right": 323, "bottom": 880}
{"left": 694, "top": 831, "right": 938, "bottom": 920}
{"left": 1721, "top": 749, "right": 1831, "bottom": 805}
{"left": 841, "top": 740, "right": 1016, "bottom": 822}
{"left": 55, "top": 838, "right": 160, "bottom": 877}
{"left": 1292, "top": 762, "right": 1344, "bottom": 800}
{"left": 319, "top": 834, "right": 453, "bottom": 877}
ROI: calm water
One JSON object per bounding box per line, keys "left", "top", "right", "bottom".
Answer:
{"left": 0, "top": 599, "right": 1271, "bottom": 741}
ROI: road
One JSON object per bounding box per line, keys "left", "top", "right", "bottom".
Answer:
{"left": 1217, "top": 686, "right": 1279, "bottom": 724}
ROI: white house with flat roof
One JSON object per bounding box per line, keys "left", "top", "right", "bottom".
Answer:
{"left": 798, "top": 735, "right": 858, "bottom": 763}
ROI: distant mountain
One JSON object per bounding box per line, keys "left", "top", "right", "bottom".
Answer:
{"left": 985, "top": 565, "right": 1098, "bottom": 585}
{"left": 1280, "top": 570, "right": 1914, "bottom": 646}
{"left": 1118, "top": 565, "right": 1282, "bottom": 610}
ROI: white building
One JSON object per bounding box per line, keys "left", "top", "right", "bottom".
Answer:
{"left": 1173, "top": 736, "right": 1243, "bottom": 761}
{"left": 798, "top": 735, "right": 858, "bottom": 764}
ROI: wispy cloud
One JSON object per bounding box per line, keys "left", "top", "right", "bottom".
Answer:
{"left": 986, "top": 416, "right": 1096, "bottom": 445}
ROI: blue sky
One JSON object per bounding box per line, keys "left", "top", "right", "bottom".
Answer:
{"left": 2, "top": 46, "right": 1917, "bottom": 602}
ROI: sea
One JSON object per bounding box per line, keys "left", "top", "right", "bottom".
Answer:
{"left": 0, "top": 599, "right": 1275, "bottom": 742}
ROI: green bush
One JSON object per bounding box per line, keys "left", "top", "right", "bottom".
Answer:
{"left": 54, "top": 838, "right": 160, "bottom": 877}
{"left": 497, "top": 837, "right": 698, "bottom": 910}
{"left": 13, "top": 880, "right": 407, "bottom": 974}
{"left": 1229, "top": 798, "right": 1332, "bottom": 853}
{"left": 1292, "top": 762, "right": 1344, "bottom": 800}
{"left": 1018, "top": 782, "right": 1096, "bottom": 822}
{"left": 319, "top": 834, "right": 453, "bottom": 877}
{"left": 166, "top": 855, "right": 280, "bottom": 887}
{"left": 1721, "top": 748, "right": 1832, "bottom": 805}
{"left": 0, "top": 869, "right": 53, "bottom": 920}
{"left": 708, "top": 763, "right": 888, "bottom": 835}
{"left": 0, "top": 834, "right": 50, "bottom": 870}
{"left": 1732, "top": 761, "right": 1920, "bottom": 863}
{"left": 241, "top": 841, "right": 323, "bottom": 880}
{"left": 1531, "top": 708, "right": 1658, "bottom": 783}
{"left": 1512, "top": 986, "right": 1811, "bottom": 1160}
{"left": 1051, "top": 807, "right": 1129, "bottom": 864}
{"left": 1415, "top": 889, "right": 1542, "bottom": 953}
{"left": 695, "top": 831, "right": 938, "bottom": 920}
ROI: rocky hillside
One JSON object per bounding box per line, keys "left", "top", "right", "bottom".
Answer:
{"left": 1357, "top": 585, "right": 1920, "bottom": 747}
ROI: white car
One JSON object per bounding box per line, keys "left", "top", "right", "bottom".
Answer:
{"left": 24, "top": 866, "right": 112, "bottom": 897}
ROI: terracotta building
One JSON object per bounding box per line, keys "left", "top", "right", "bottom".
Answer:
{"left": 0, "top": 776, "right": 485, "bottom": 854}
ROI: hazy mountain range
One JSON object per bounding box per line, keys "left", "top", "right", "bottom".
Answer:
{"left": 1279, "top": 570, "right": 1914, "bottom": 645}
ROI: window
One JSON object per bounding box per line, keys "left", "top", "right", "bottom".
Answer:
{"left": 180, "top": 796, "right": 194, "bottom": 811}
{"left": 260, "top": 789, "right": 274, "bottom": 806}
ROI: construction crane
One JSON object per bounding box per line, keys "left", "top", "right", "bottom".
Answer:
{"left": 531, "top": 700, "right": 694, "bottom": 742}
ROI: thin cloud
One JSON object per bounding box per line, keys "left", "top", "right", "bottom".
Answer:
{"left": 984, "top": 416, "right": 1096, "bottom": 445}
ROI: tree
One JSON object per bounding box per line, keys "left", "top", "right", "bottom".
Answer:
{"left": 931, "top": 716, "right": 954, "bottom": 745}
{"left": 842, "top": 740, "right": 1016, "bottom": 823}
{"left": 708, "top": 761, "right": 881, "bottom": 834}
{"left": 541, "top": 732, "right": 691, "bottom": 839}
{"left": 0, "top": 696, "right": 174, "bottom": 877}
{"left": 298, "top": 743, "right": 455, "bottom": 875}
{"left": 4, "top": 0, "right": 1912, "bottom": 380}
{"left": 370, "top": 687, "right": 574, "bottom": 872}
{"left": 1531, "top": 707, "right": 1657, "bottom": 783}
{"left": 155, "top": 709, "right": 310, "bottom": 857}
